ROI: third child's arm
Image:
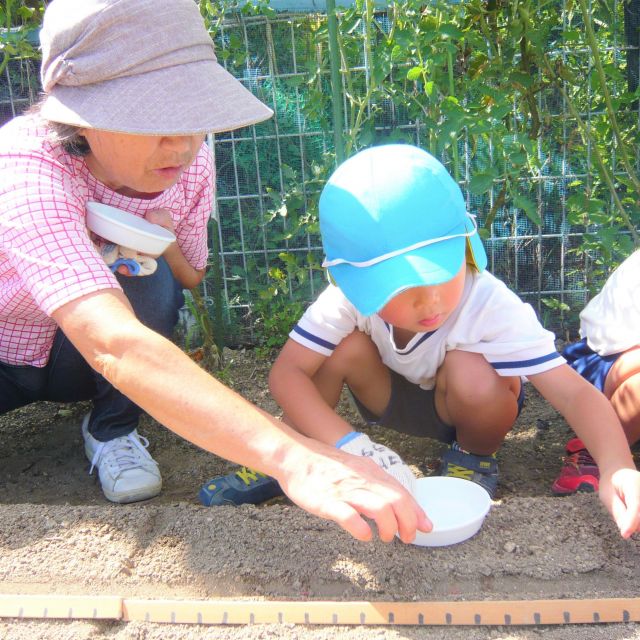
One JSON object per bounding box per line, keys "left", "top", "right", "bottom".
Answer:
{"left": 269, "top": 338, "right": 358, "bottom": 445}
{"left": 530, "top": 365, "right": 634, "bottom": 472}
{"left": 529, "top": 364, "right": 640, "bottom": 537}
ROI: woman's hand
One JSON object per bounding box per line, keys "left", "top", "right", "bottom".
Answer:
{"left": 275, "top": 444, "right": 432, "bottom": 544}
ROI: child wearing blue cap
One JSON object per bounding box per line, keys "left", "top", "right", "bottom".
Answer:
{"left": 552, "top": 250, "right": 640, "bottom": 496}
{"left": 266, "top": 144, "right": 640, "bottom": 538}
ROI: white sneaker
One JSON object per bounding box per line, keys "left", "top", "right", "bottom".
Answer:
{"left": 82, "top": 414, "right": 162, "bottom": 503}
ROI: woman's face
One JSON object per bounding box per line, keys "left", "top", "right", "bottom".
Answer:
{"left": 80, "top": 129, "right": 205, "bottom": 198}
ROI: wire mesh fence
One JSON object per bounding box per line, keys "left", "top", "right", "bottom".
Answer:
{"left": 2, "top": 1, "right": 639, "bottom": 347}
{"left": 0, "top": 57, "right": 38, "bottom": 127}
{"left": 203, "top": 0, "right": 640, "bottom": 345}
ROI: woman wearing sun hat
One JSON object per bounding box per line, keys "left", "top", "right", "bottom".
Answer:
{"left": 0, "top": 0, "right": 430, "bottom": 543}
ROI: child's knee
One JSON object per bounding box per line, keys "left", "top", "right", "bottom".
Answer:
{"left": 326, "top": 330, "right": 381, "bottom": 370}
{"left": 605, "top": 346, "right": 640, "bottom": 397}
{"left": 438, "top": 350, "right": 518, "bottom": 405}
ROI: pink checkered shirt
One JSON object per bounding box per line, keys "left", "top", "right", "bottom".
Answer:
{"left": 0, "top": 115, "right": 213, "bottom": 367}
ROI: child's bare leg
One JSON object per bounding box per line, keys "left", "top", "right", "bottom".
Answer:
{"left": 604, "top": 346, "right": 640, "bottom": 446}
{"left": 434, "top": 350, "right": 520, "bottom": 454}
{"left": 310, "top": 330, "right": 392, "bottom": 415}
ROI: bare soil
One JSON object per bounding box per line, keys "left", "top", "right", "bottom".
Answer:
{"left": 0, "top": 348, "right": 639, "bottom": 640}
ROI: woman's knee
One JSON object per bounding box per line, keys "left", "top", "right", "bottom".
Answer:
{"left": 118, "top": 258, "right": 184, "bottom": 336}
{"left": 0, "top": 362, "right": 49, "bottom": 411}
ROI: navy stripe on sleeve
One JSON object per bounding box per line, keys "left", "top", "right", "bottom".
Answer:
{"left": 491, "top": 352, "right": 561, "bottom": 370}
{"left": 292, "top": 325, "right": 337, "bottom": 351}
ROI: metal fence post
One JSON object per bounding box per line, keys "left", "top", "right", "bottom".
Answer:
{"left": 326, "top": 0, "right": 345, "bottom": 164}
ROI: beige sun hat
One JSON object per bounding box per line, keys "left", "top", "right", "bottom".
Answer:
{"left": 39, "top": 0, "right": 273, "bottom": 135}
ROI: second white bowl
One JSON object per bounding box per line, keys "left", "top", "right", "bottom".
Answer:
{"left": 86, "top": 202, "right": 176, "bottom": 257}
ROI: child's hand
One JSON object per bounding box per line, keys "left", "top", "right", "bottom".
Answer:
{"left": 337, "top": 432, "right": 417, "bottom": 496}
{"left": 599, "top": 467, "right": 640, "bottom": 538}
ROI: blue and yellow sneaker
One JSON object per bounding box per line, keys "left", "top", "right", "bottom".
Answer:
{"left": 440, "top": 441, "right": 498, "bottom": 498}
{"left": 198, "top": 467, "right": 284, "bottom": 506}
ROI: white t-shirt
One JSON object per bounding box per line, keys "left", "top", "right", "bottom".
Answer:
{"left": 290, "top": 268, "right": 564, "bottom": 390}
{"left": 579, "top": 250, "right": 640, "bottom": 356}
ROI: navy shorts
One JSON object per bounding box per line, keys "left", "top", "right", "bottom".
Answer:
{"left": 562, "top": 338, "right": 622, "bottom": 392}
{"left": 350, "top": 369, "right": 525, "bottom": 444}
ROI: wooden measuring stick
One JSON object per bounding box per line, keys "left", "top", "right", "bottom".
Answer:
{"left": 0, "top": 594, "right": 122, "bottom": 620}
{"left": 1, "top": 594, "right": 639, "bottom": 626}
{"left": 121, "top": 597, "right": 640, "bottom": 625}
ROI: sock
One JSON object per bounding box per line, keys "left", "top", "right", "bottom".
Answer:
{"left": 451, "top": 440, "right": 469, "bottom": 454}
{"left": 451, "top": 440, "right": 497, "bottom": 458}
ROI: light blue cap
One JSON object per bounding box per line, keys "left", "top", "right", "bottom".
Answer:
{"left": 319, "top": 144, "right": 487, "bottom": 316}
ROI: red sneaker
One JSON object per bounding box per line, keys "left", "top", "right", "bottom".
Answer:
{"left": 551, "top": 438, "right": 599, "bottom": 496}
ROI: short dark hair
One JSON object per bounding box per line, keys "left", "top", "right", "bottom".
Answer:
{"left": 27, "top": 97, "right": 91, "bottom": 156}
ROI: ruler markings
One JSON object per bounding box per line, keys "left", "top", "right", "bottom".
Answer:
{"left": 0, "top": 595, "right": 639, "bottom": 625}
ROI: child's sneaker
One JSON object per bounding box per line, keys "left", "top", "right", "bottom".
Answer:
{"left": 82, "top": 414, "right": 162, "bottom": 504}
{"left": 440, "top": 442, "right": 498, "bottom": 498}
{"left": 551, "top": 437, "right": 599, "bottom": 496}
{"left": 198, "top": 467, "right": 284, "bottom": 506}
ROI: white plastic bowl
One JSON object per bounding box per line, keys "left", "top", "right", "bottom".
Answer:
{"left": 411, "top": 476, "right": 492, "bottom": 547}
{"left": 86, "top": 201, "right": 176, "bottom": 257}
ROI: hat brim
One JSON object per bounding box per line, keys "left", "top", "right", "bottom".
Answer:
{"left": 329, "top": 216, "right": 487, "bottom": 317}
{"left": 40, "top": 59, "right": 273, "bottom": 135}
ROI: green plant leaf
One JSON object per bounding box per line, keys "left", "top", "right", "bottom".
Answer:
{"left": 406, "top": 66, "right": 424, "bottom": 81}
{"left": 468, "top": 172, "right": 497, "bottom": 194}
{"left": 513, "top": 195, "right": 541, "bottom": 226}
